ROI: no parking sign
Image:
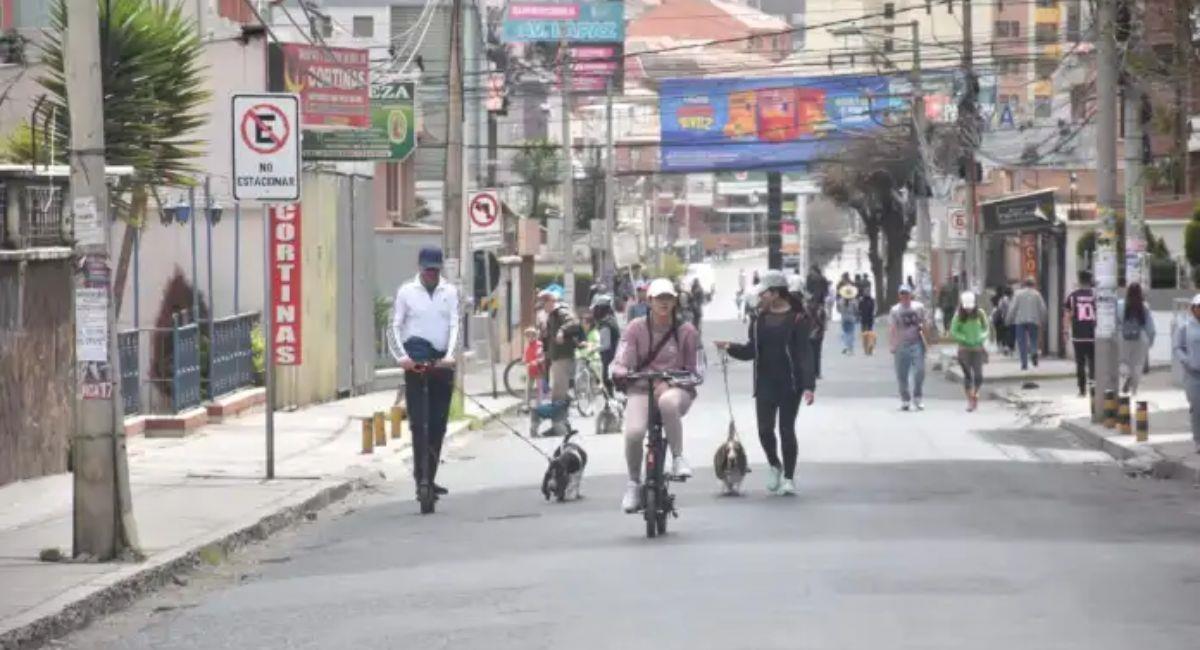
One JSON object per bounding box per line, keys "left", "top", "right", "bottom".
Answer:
{"left": 232, "top": 94, "right": 301, "bottom": 201}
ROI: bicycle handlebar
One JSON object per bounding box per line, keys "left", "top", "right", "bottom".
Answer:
{"left": 619, "top": 369, "right": 698, "bottom": 386}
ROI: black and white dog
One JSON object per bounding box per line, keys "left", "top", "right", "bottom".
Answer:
{"left": 713, "top": 422, "right": 749, "bottom": 495}
{"left": 542, "top": 430, "right": 588, "bottom": 502}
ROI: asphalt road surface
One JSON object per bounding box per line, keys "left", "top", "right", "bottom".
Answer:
{"left": 61, "top": 256, "right": 1200, "bottom": 650}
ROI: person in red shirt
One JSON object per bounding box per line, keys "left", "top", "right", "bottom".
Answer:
{"left": 522, "top": 327, "right": 545, "bottom": 406}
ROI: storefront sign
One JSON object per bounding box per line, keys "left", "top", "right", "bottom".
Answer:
{"left": 981, "top": 189, "right": 1056, "bottom": 234}
{"left": 269, "top": 204, "right": 302, "bottom": 365}
{"left": 1020, "top": 233, "right": 1038, "bottom": 281}
{"left": 302, "top": 82, "right": 416, "bottom": 160}
{"left": 269, "top": 43, "right": 370, "bottom": 128}
{"left": 502, "top": 2, "right": 625, "bottom": 42}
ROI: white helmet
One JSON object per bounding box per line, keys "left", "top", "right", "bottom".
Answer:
{"left": 647, "top": 278, "right": 677, "bottom": 298}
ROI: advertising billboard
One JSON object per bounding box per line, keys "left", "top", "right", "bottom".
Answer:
{"left": 502, "top": 2, "right": 625, "bottom": 43}
{"left": 658, "top": 75, "right": 904, "bottom": 173}
{"left": 269, "top": 43, "right": 370, "bottom": 128}
{"left": 302, "top": 82, "right": 416, "bottom": 161}
{"left": 563, "top": 44, "right": 624, "bottom": 95}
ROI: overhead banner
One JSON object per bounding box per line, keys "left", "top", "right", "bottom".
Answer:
{"left": 302, "top": 82, "right": 417, "bottom": 161}
{"left": 502, "top": 2, "right": 625, "bottom": 43}
{"left": 269, "top": 204, "right": 302, "bottom": 366}
{"left": 269, "top": 43, "right": 370, "bottom": 128}
{"left": 658, "top": 74, "right": 903, "bottom": 172}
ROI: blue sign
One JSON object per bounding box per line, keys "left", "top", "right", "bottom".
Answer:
{"left": 502, "top": 2, "right": 625, "bottom": 43}
{"left": 658, "top": 75, "right": 906, "bottom": 173}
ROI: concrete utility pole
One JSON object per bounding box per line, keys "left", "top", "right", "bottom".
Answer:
{"left": 67, "top": 0, "right": 139, "bottom": 559}
{"left": 603, "top": 77, "right": 616, "bottom": 285}
{"left": 444, "top": 0, "right": 464, "bottom": 286}
{"left": 1094, "top": 0, "right": 1121, "bottom": 421}
{"left": 961, "top": 0, "right": 982, "bottom": 292}
{"left": 909, "top": 20, "right": 933, "bottom": 310}
{"left": 1123, "top": 3, "right": 1147, "bottom": 289}
{"left": 560, "top": 41, "right": 575, "bottom": 306}
{"left": 766, "top": 172, "right": 782, "bottom": 270}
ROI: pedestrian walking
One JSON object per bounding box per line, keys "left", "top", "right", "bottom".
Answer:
{"left": 859, "top": 287, "right": 877, "bottom": 355}
{"left": 388, "top": 246, "right": 460, "bottom": 496}
{"left": 1064, "top": 271, "right": 1097, "bottom": 397}
{"left": 950, "top": 291, "right": 990, "bottom": 412}
{"left": 836, "top": 284, "right": 859, "bottom": 355}
{"left": 1006, "top": 278, "right": 1047, "bottom": 370}
{"left": 591, "top": 293, "right": 621, "bottom": 394}
{"left": 539, "top": 285, "right": 584, "bottom": 425}
{"left": 626, "top": 282, "right": 650, "bottom": 321}
{"left": 1171, "top": 293, "right": 1200, "bottom": 454}
{"left": 807, "top": 291, "right": 828, "bottom": 380}
{"left": 805, "top": 265, "right": 829, "bottom": 303}
{"left": 889, "top": 284, "right": 930, "bottom": 411}
{"left": 938, "top": 276, "right": 960, "bottom": 334}
{"left": 715, "top": 270, "right": 816, "bottom": 496}
{"left": 1118, "top": 282, "right": 1156, "bottom": 395}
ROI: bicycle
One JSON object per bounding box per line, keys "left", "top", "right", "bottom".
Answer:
{"left": 621, "top": 369, "right": 695, "bottom": 539}
{"left": 572, "top": 356, "right": 603, "bottom": 417}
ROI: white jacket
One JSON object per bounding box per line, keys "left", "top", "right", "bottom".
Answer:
{"left": 389, "top": 274, "right": 460, "bottom": 363}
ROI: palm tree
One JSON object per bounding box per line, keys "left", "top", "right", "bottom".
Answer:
{"left": 39, "top": 0, "right": 210, "bottom": 313}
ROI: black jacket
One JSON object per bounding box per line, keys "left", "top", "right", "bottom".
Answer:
{"left": 727, "top": 309, "right": 817, "bottom": 398}
{"left": 543, "top": 305, "right": 583, "bottom": 361}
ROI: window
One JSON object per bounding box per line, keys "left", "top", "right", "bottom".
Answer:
{"left": 1036, "top": 0, "right": 1057, "bottom": 6}
{"left": 1065, "top": 0, "right": 1082, "bottom": 41}
{"left": 884, "top": 38, "right": 894, "bottom": 53}
{"left": 995, "top": 21, "right": 1009, "bottom": 37}
{"left": 1035, "top": 56, "right": 1058, "bottom": 79}
{"left": 1034, "top": 95, "right": 1053, "bottom": 118}
{"left": 995, "top": 21, "right": 1020, "bottom": 38}
{"left": 386, "top": 162, "right": 399, "bottom": 217}
{"left": 884, "top": 2, "right": 895, "bottom": 19}
{"left": 1035, "top": 22, "right": 1059, "bottom": 44}
{"left": 998, "top": 58, "right": 1024, "bottom": 75}
{"left": 1070, "top": 85, "right": 1088, "bottom": 122}
{"left": 352, "top": 16, "right": 374, "bottom": 38}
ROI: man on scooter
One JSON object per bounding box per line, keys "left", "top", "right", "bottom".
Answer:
{"left": 389, "top": 247, "right": 459, "bottom": 498}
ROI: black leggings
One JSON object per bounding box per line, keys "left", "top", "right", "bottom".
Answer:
{"left": 756, "top": 390, "right": 802, "bottom": 479}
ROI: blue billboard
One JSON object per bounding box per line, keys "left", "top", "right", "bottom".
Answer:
{"left": 658, "top": 75, "right": 905, "bottom": 173}
{"left": 502, "top": 2, "right": 625, "bottom": 43}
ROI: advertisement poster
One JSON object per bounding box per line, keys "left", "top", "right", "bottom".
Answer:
{"left": 502, "top": 2, "right": 625, "bottom": 42}
{"left": 270, "top": 43, "right": 370, "bottom": 128}
{"left": 269, "top": 204, "right": 302, "bottom": 366}
{"left": 302, "top": 82, "right": 416, "bottom": 160}
{"left": 563, "top": 44, "right": 624, "bottom": 95}
{"left": 658, "top": 74, "right": 902, "bottom": 172}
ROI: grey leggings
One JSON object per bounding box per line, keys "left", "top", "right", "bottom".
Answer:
{"left": 958, "top": 348, "right": 985, "bottom": 391}
{"left": 623, "top": 386, "right": 693, "bottom": 481}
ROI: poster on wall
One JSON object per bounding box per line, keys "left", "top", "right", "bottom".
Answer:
{"left": 269, "top": 43, "right": 370, "bottom": 128}
{"left": 302, "top": 82, "right": 417, "bottom": 161}
{"left": 269, "top": 204, "right": 302, "bottom": 366}
{"left": 658, "top": 74, "right": 903, "bottom": 172}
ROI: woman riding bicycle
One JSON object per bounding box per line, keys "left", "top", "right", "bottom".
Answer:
{"left": 611, "top": 278, "right": 704, "bottom": 513}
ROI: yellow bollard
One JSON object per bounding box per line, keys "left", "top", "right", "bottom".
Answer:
{"left": 1135, "top": 401, "right": 1149, "bottom": 442}
{"left": 1103, "top": 390, "right": 1117, "bottom": 429}
{"left": 1117, "top": 396, "right": 1131, "bottom": 436}
{"left": 373, "top": 412, "right": 387, "bottom": 447}
{"left": 361, "top": 418, "right": 374, "bottom": 454}
{"left": 390, "top": 406, "right": 404, "bottom": 440}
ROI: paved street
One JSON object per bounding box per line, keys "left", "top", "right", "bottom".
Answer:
{"left": 57, "top": 259, "right": 1200, "bottom": 649}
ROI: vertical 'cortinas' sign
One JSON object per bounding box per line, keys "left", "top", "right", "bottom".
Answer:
{"left": 269, "top": 204, "right": 302, "bottom": 365}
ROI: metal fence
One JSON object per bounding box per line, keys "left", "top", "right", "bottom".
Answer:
{"left": 18, "top": 186, "right": 65, "bottom": 248}
{"left": 118, "top": 330, "right": 139, "bottom": 415}
{"left": 209, "top": 313, "right": 257, "bottom": 398}
{"left": 171, "top": 313, "right": 202, "bottom": 412}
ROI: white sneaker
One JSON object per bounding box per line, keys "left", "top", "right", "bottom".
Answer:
{"left": 621, "top": 481, "right": 641, "bottom": 513}
{"left": 766, "top": 465, "right": 782, "bottom": 493}
{"left": 914, "top": 400, "right": 925, "bottom": 411}
{"left": 778, "top": 479, "right": 796, "bottom": 496}
{"left": 672, "top": 455, "right": 693, "bottom": 479}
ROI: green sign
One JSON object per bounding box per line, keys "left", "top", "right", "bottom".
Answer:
{"left": 301, "top": 82, "right": 416, "bottom": 161}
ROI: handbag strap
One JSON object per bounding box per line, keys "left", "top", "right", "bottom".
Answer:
{"left": 636, "top": 320, "right": 679, "bottom": 372}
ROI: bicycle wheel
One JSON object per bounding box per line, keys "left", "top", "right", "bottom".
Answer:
{"left": 417, "top": 483, "right": 436, "bottom": 514}
{"left": 655, "top": 490, "right": 668, "bottom": 535}
{"left": 572, "top": 364, "right": 595, "bottom": 417}
{"left": 503, "top": 359, "right": 529, "bottom": 402}
{"left": 643, "top": 483, "right": 657, "bottom": 539}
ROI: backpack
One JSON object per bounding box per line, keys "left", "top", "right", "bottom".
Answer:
{"left": 1121, "top": 315, "right": 1143, "bottom": 341}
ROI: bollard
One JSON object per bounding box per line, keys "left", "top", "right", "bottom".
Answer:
{"left": 1117, "top": 395, "right": 1131, "bottom": 436}
{"left": 391, "top": 406, "right": 404, "bottom": 440}
{"left": 373, "top": 412, "right": 387, "bottom": 447}
{"left": 361, "top": 418, "right": 374, "bottom": 454}
{"left": 1135, "top": 401, "right": 1149, "bottom": 442}
{"left": 1103, "top": 390, "right": 1117, "bottom": 429}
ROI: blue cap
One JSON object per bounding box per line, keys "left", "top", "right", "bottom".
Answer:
{"left": 418, "top": 247, "right": 443, "bottom": 270}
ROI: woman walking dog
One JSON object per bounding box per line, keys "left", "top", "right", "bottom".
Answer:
{"left": 715, "top": 270, "right": 816, "bottom": 496}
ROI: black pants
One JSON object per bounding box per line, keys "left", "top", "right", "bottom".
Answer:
{"left": 810, "top": 337, "right": 824, "bottom": 378}
{"left": 756, "top": 389, "right": 802, "bottom": 480}
{"left": 405, "top": 369, "right": 455, "bottom": 485}
{"left": 1073, "top": 341, "right": 1095, "bottom": 394}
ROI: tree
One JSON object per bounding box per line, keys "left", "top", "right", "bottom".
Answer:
{"left": 39, "top": 0, "right": 210, "bottom": 315}
{"left": 574, "top": 159, "right": 604, "bottom": 233}
{"left": 511, "top": 138, "right": 561, "bottom": 224}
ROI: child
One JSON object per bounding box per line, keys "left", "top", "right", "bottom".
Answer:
{"left": 522, "top": 327, "right": 546, "bottom": 407}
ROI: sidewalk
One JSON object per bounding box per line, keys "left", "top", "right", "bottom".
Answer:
{"left": 0, "top": 370, "right": 518, "bottom": 649}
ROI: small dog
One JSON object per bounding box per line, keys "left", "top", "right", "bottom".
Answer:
{"left": 713, "top": 422, "right": 749, "bottom": 495}
{"left": 542, "top": 431, "right": 588, "bottom": 502}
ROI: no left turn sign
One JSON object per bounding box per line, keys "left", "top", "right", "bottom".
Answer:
{"left": 232, "top": 94, "right": 300, "bottom": 202}
{"left": 470, "top": 192, "right": 499, "bottom": 228}
{"left": 469, "top": 189, "right": 502, "bottom": 248}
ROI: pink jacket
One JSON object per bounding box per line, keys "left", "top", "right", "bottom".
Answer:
{"left": 610, "top": 317, "right": 703, "bottom": 392}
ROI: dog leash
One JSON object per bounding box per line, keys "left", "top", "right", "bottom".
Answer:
{"left": 461, "top": 392, "right": 555, "bottom": 462}
{"left": 719, "top": 351, "right": 740, "bottom": 443}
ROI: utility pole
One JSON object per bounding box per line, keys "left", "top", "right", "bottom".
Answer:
{"left": 909, "top": 20, "right": 933, "bottom": 310}
{"left": 766, "top": 172, "right": 782, "bottom": 269}
{"left": 560, "top": 41, "right": 575, "bottom": 306}
{"left": 1123, "top": 2, "right": 1147, "bottom": 290}
{"left": 67, "top": 0, "right": 139, "bottom": 559}
{"left": 1094, "top": 0, "right": 1121, "bottom": 421}
{"left": 604, "top": 77, "right": 616, "bottom": 286}
{"left": 961, "top": 0, "right": 981, "bottom": 292}
{"left": 444, "top": 0, "right": 468, "bottom": 391}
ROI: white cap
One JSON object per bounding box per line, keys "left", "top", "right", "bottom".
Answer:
{"left": 898, "top": 284, "right": 914, "bottom": 294}
{"left": 761, "top": 270, "right": 789, "bottom": 290}
{"left": 647, "top": 278, "right": 677, "bottom": 298}
{"left": 960, "top": 291, "right": 976, "bottom": 309}
{"left": 1191, "top": 294, "right": 1200, "bottom": 307}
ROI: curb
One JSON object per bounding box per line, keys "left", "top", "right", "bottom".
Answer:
{"left": 1059, "top": 418, "right": 1200, "bottom": 483}
{"left": 0, "top": 396, "right": 522, "bottom": 650}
